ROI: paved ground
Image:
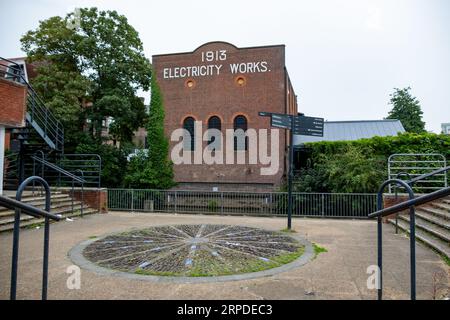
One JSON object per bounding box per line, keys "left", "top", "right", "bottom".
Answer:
{"left": 0, "top": 211, "right": 448, "bottom": 300}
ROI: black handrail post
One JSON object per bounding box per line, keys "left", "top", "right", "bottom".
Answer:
{"left": 81, "top": 181, "right": 84, "bottom": 216}
{"left": 376, "top": 193, "right": 383, "bottom": 300}
{"left": 394, "top": 172, "right": 412, "bottom": 234}
{"left": 10, "top": 207, "right": 21, "bottom": 300}
{"left": 42, "top": 216, "right": 50, "bottom": 299}
{"left": 375, "top": 179, "right": 415, "bottom": 300}
{"left": 71, "top": 179, "right": 75, "bottom": 214}
{"left": 287, "top": 115, "right": 294, "bottom": 230}
{"left": 377, "top": 215, "right": 382, "bottom": 300}
{"left": 409, "top": 207, "right": 416, "bottom": 300}
{"left": 11, "top": 176, "right": 52, "bottom": 300}
{"left": 75, "top": 169, "right": 84, "bottom": 216}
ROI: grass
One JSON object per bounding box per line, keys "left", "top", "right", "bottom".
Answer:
{"left": 442, "top": 255, "right": 450, "bottom": 267}
{"left": 134, "top": 269, "right": 179, "bottom": 277}
{"left": 271, "top": 246, "right": 305, "bottom": 265}
{"left": 280, "top": 227, "right": 297, "bottom": 233}
{"left": 312, "top": 243, "right": 328, "bottom": 259}
{"left": 25, "top": 222, "right": 45, "bottom": 229}
{"left": 88, "top": 235, "right": 98, "bottom": 239}
{"left": 133, "top": 246, "right": 306, "bottom": 277}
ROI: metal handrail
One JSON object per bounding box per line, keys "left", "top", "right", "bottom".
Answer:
{"left": 388, "top": 153, "right": 449, "bottom": 192}
{"left": 59, "top": 154, "right": 102, "bottom": 187}
{"left": 31, "top": 155, "right": 86, "bottom": 216}
{"left": 392, "top": 166, "right": 450, "bottom": 233}
{"left": 31, "top": 155, "right": 85, "bottom": 184}
{"left": 369, "top": 187, "right": 450, "bottom": 219}
{"left": 2, "top": 176, "right": 61, "bottom": 300}
{"left": 371, "top": 164, "right": 450, "bottom": 300}
{"left": 373, "top": 179, "right": 417, "bottom": 300}
{"left": 0, "top": 193, "right": 61, "bottom": 220}
{"left": 75, "top": 169, "right": 84, "bottom": 216}
{"left": 406, "top": 165, "right": 450, "bottom": 186}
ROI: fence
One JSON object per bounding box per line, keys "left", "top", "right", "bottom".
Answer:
{"left": 108, "top": 189, "right": 377, "bottom": 218}
{"left": 388, "top": 153, "right": 447, "bottom": 193}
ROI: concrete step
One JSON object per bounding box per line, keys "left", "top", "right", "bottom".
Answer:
{"left": 429, "top": 201, "right": 450, "bottom": 213}
{"left": 0, "top": 204, "right": 87, "bottom": 226}
{"left": 417, "top": 205, "right": 450, "bottom": 221}
{"left": 414, "top": 209, "right": 450, "bottom": 230}
{"left": 0, "top": 207, "right": 98, "bottom": 233}
{"left": 398, "top": 214, "right": 450, "bottom": 243}
{"left": 0, "top": 193, "right": 69, "bottom": 208}
{"left": 0, "top": 196, "right": 75, "bottom": 216}
{"left": 388, "top": 219, "right": 450, "bottom": 259}
{"left": 0, "top": 200, "right": 83, "bottom": 218}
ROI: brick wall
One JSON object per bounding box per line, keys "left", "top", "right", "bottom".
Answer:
{"left": 61, "top": 188, "right": 108, "bottom": 213}
{"left": 382, "top": 194, "right": 412, "bottom": 222}
{"left": 172, "top": 182, "right": 275, "bottom": 193}
{"left": 0, "top": 78, "right": 27, "bottom": 128}
{"left": 153, "top": 42, "right": 297, "bottom": 191}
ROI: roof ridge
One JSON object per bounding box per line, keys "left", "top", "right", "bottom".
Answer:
{"left": 325, "top": 119, "right": 400, "bottom": 123}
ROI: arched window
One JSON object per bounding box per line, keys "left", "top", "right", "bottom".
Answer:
{"left": 183, "top": 117, "right": 195, "bottom": 151}
{"left": 233, "top": 115, "right": 248, "bottom": 151}
{"left": 207, "top": 116, "right": 221, "bottom": 147}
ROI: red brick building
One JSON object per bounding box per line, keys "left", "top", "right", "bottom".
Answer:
{"left": 153, "top": 41, "right": 298, "bottom": 191}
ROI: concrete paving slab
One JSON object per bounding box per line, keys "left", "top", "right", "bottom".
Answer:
{"left": 0, "top": 211, "right": 448, "bottom": 300}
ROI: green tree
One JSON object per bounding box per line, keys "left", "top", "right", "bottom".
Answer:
{"left": 30, "top": 62, "right": 90, "bottom": 149}
{"left": 75, "top": 138, "right": 131, "bottom": 188}
{"left": 124, "top": 75, "right": 174, "bottom": 189}
{"left": 386, "top": 87, "right": 425, "bottom": 133}
{"left": 21, "top": 7, "right": 151, "bottom": 148}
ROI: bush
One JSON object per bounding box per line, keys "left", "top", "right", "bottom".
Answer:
{"left": 75, "top": 141, "right": 129, "bottom": 188}
{"left": 295, "top": 132, "right": 450, "bottom": 193}
{"left": 123, "top": 150, "right": 175, "bottom": 189}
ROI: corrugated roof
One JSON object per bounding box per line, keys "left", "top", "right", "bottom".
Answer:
{"left": 294, "top": 120, "right": 405, "bottom": 145}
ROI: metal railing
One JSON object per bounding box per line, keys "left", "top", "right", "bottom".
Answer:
{"left": 57, "top": 154, "right": 101, "bottom": 188}
{"left": 0, "top": 176, "right": 61, "bottom": 300}
{"left": 108, "top": 189, "right": 377, "bottom": 218}
{"left": 371, "top": 164, "right": 450, "bottom": 300}
{"left": 31, "top": 154, "right": 86, "bottom": 216}
{"left": 388, "top": 153, "right": 447, "bottom": 193}
{"left": 0, "top": 57, "right": 64, "bottom": 151}
{"left": 392, "top": 165, "right": 450, "bottom": 233}
{"left": 3, "top": 152, "right": 19, "bottom": 189}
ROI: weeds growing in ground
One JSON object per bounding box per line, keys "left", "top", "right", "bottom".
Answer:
{"left": 312, "top": 243, "right": 328, "bottom": 259}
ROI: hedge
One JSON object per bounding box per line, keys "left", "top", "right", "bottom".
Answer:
{"left": 294, "top": 132, "right": 450, "bottom": 193}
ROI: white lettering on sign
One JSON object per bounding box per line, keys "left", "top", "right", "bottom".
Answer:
{"left": 162, "top": 49, "right": 271, "bottom": 79}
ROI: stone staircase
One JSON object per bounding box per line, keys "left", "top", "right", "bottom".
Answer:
{"left": 0, "top": 191, "right": 97, "bottom": 232}
{"left": 388, "top": 196, "right": 450, "bottom": 259}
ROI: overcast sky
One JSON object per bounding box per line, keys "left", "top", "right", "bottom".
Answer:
{"left": 1, "top": 0, "right": 449, "bottom": 133}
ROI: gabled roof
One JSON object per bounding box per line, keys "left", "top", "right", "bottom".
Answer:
{"left": 294, "top": 119, "right": 405, "bottom": 145}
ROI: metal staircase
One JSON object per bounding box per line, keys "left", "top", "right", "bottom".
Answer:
{"left": 1, "top": 57, "right": 101, "bottom": 189}
{"left": 1, "top": 57, "right": 64, "bottom": 152}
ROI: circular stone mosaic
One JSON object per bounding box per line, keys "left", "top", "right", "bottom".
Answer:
{"left": 81, "top": 224, "right": 306, "bottom": 277}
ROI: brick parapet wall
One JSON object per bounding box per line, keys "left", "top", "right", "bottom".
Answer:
{"left": 59, "top": 188, "right": 108, "bottom": 213}
{"left": 0, "top": 78, "right": 27, "bottom": 128}
{"left": 382, "top": 194, "right": 413, "bottom": 223}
